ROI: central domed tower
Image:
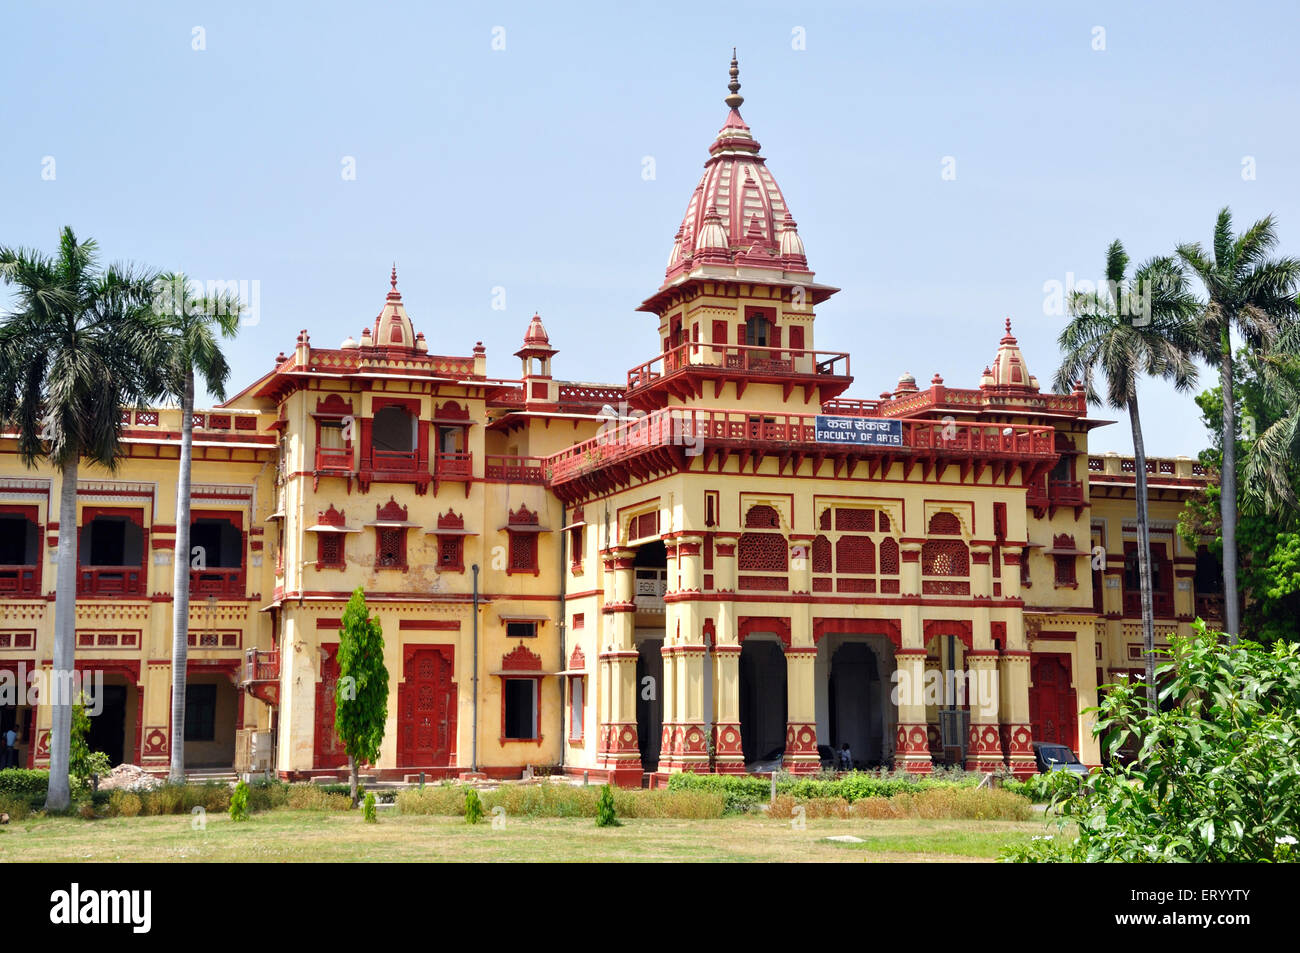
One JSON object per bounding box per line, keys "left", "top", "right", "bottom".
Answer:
{"left": 632, "top": 53, "right": 848, "bottom": 411}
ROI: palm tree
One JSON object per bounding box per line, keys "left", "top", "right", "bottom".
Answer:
{"left": 1054, "top": 241, "right": 1200, "bottom": 702}
{"left": 155, "top": 274, "right": 242, "bottom": 783}
{"left": 1177, "top": 209, "right": 1300, "bottom": 642}
{"left": 1242, "top": 325, "right": 1300, "bottom": 515}
{"left": 0, "top": 228, "right": 166, "bottom": 809}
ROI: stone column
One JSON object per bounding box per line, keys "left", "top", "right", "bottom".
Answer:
{"left": 965, "top": 650, "right": 1005, "bottom": 772}
{"left": 998, "top": 649, "right": 1034, "bottom": 777}
{"left": 895, "top": 540, "right": 931, "bottom": 772}
{"left": 712, "top": 608, "right": 743, "bottom": 774}
{"left": 597, "top": 548, "right": 642, "bottom": 786}
{"left": 784, "top": 606, "right": 818, "bottom": 774}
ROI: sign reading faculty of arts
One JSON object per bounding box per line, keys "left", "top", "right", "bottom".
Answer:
{"left": 814, "top": 416, "right": 903, "bottom": 446}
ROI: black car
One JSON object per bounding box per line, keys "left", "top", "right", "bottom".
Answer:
{"left": 1032, "top": 741, "right": 1088, "bottom": 775}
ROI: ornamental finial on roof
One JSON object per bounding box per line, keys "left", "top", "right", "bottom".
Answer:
{"left": 1005, "top": 316, "right": 1012, "bottom": 335}
{"left": 725, "top": 49, "right": 744, "bottom": 109}
{"left": 390, "top": 263, "right": 398, "bottom": 291}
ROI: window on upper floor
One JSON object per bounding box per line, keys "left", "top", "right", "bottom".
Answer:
{"left": 0, "top": 507, "right": 42, "bottom": 596}
{"left": 373, "top": 405, "right": 416, "bottom": 453}
{"left": 376, "top": 527, "right": 408, "bottom": 570}
{"left": 745, "top": 313, "right": 770, "bottom": 347}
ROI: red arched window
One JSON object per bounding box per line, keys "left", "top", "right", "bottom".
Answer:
{"left": 811, "top": 535, "right": 832, "bottom": 573}
{"left": 744, "top": 504, "right": 781, "bottom": 529}
{"left": 928, "top": 512, "right": 962, "bottom": 535}
{"left": 835, "top": 535, "right": 876, "bottom": 574}
{"left": 922, "top": 539, "right": 969, "bottom": 576}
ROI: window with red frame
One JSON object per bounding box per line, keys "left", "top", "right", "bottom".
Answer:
{"left": 503, "top": 678, "right": 539, "bottom": 740}
{"left": 569, "top": 524, "right": 584, "bottom": 570}
{"left": 437, "top": 534, "right": 464, "bottom": 572}
{"left": 509, "top": 531, "right": 538, "bottom": 575}
{"left": 376, "top": 527, "right": 408, "bottom": 570}
{"left": 317, "top": 533, "right": 345, "bottom": 569}
{"left": 1054, "top": 554, "right": 1078, "bottom": 587}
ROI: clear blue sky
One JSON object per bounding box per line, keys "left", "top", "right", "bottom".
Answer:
{"left": 3, "top": 1, "right": 1297, "bottom": 455}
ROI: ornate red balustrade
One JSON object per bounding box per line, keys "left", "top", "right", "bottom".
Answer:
{"left": 484, "top": 455, "right": 547, "bottom": 483}
{"left": 190, "top": 567, "right": 245, "bottom": 599}
{"left": 547, "top": 407, "right": 1058, "bottom": 486}
{"left": 314, "top": 446, "right": 352, "bottom": 472}
{"left": 434, "top": 451, "right": 473, "bottom": 480}
{"left": 369, "top": 449, "right": 420, "bottom": 473}
{"left": 0, "top": 565, "right": 40, "bottom": 596}
{"left": 77, "top": 566, "right": 145, "bottom": 597}
{"left": 241, "top": 648, "right": 280, "bottom": 707}
{"left": 626, "top": 342, "right": 850, "bottom": 392}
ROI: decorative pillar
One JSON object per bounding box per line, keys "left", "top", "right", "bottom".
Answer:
{"left": 712, "top": 609, "right": 743, "bottom": 774}
{"left": 784, "top": 645, "right": 820, "bottom": 775}
{"left": 999, "top": 649, "right": 1034, "bottom": 777}
{"left": 895, "top": 540, "right": 931, "bottom": 773}
{"left": 597, "top": 548, "right": 642, "bottom": 786}
{"left": 965, "top": 651, "right": 1005, "bottom": 772}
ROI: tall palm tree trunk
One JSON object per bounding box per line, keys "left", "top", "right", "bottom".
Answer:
{"left": 169, "top": 371, "right": 195, "bottom": 781}
{"left": 1128, "top": 395, "right": 1157, "bottom": 705}
{"left": 45, "top": 457, "right": 79, "bottom": 810}
{"left": 1218, "top": 330, "right": 1240, "bottom": 643}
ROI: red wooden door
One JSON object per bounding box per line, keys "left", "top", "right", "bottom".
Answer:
{"left": 314, "top": 643, "right": 347, "bottom": 768}
{"left": 1029, "top": 653, "right": 1078, "bottom": 751}
{"left": 398, "top": 645, "right": 456, "bottom": 767}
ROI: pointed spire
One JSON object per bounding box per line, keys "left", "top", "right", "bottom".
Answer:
{"left": 725, "top": 49, "right": 744, "bottom": 109}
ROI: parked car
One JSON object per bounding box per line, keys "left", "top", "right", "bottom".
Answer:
{"left": 1032, "top": 742, "right": 1088, "bottom": 775}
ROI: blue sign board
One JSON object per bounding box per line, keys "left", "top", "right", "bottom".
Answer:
{"left": 814, "top": 416, "right": 903, "bottom": 447}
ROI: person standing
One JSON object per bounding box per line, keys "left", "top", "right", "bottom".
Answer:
{"left": 2, "top": 725, "right": 17, "bottom": 770}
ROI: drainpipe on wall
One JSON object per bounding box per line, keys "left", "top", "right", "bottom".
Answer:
{"left": 472, "top": 563, "right": 480, "bottom": 773}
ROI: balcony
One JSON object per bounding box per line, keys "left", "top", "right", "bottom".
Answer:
{"left": 370, "top": 449, "right": 420, "bottom": 473}
{"left": 1028, "top": 479, "right": 1086, "bottom": 518}
{"left": 546, "top": 406, "right": 1058, "bottom": 495}
{"left": 625, "top": 342, "right": 852, "bottom": 403}
{"left": 485, "top": 454, "right": 547, "bottom": 484}
{"left": 1195, "top": 593, "right": 1224, "bottom": 622}
{"left": 77, "top": 565, "right": 145, "bottom": 597}
{"left": 314, "top": 446, "right": 352, "bottom": 473}
{"left": 190, "top": 567, "right": 245, "bottom": 599}
{"left": 1123, "top": 590, "right": 1175, "bottom": 619}
{"left": 434, "top": 451, "right": 472, "bottom": 480}
{"left": 241, "top": 648, "right": 280, "bottom": 707}
{"left": 0, "top": 565, "right": 40, "bottom": 597}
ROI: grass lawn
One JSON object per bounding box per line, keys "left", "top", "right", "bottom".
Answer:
{"left": 0, "top": 811, "right": 1064, "bottom": 862}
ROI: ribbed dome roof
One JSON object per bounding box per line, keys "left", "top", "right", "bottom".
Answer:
{"left": 662, "top": 54, "right": 812, "bottom": 285}
{"left": 981, "top": 318, "right": 1039, "bottom": 391}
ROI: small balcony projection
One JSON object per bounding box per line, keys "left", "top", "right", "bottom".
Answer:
{"left": 77, "top": 513, "right": 145, "bottom": 597}
{"left": 189, "top": 515, "right": 245, "bottom": 599}
{"left": 625, "top": 342, "right": 852, "bottom": 403}
{"left": 0, "top": 510, "right": 41, "bottom": 596}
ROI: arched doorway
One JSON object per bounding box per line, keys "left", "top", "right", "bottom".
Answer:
{"left": 634, "top": 541, "right": 667, "bottom": 772}
{"left": 827, "top": 642, "right": 884, "bottom": 766}
{"left": 739, "top": 637, "right": 786, "bottom": 766}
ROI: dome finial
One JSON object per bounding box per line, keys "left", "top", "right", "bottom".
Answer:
{"left": 725, "top": 49, "right": 744, "bottom": 109}
{"left": 390, "top": 263, "right": 398, "bottom": 291}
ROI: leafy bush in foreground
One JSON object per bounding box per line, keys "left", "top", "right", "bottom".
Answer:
{"left": 1002, "top": 621, "right": 1300, "bottom": 862}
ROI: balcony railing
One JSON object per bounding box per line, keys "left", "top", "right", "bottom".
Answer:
{"left": 433, "top": 451, "right": 472, "bottom": 480}
{"left": 314, "top": 446, "right": 352, "bottom": 472}
{"left": 485, "top": 454, "right": 547, "bottom": 484}
{"left": 369, "top": 449, "right": 420, "bottom": 472}
{"left": 627, "top": 342, "right": 851, "bottom": 391}
{"left": 0, "top": 565, "right": 40, "bottom": 596}
{"left": 190, "top": 567, "right": 245, "bottom": 599}
{"left": 77, "top": 565, "right": 145, "bottom": 597}
{"left": 547, "top": 406, "right": 1057, "bottom": 484}
{"left": 243, "top": 648, "right": 280, "bottom": 684}
{"left": 1123, "top": 590, "right": 1175, "bottom": 618}
{"left": 1195, "top": 593, "right": 1224, "bottom": 621}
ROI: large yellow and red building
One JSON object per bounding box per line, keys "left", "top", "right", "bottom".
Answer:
{"left": 0, "top": 62, "right": 1221, "bottom": 782}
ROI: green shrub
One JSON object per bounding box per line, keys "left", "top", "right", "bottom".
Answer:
{"left": 665, "top": 768, "right": 978, "bottom": 813}
{"left": 769, "top": 786, "right": 1032, "bottom": 821}
{"left": 363, "top": 791, "right": 377, "bottom": 823}
{"left": 110, "top": 791, "right": 142, "bottom": 818}
{"left": 1003, "top": 622, "right": 1300, "bottom": 863}
{"left": 229, "top": 780, "right": 250, "bottom": 822}
{"left": 464, "top": 788, "right": 485, "bottom": 824}
{"left": 595, "top": 784, "right": 619, "bottom": 827}
{"left": 396, "top": 785, "right": 467, "bottom": 815}
{"left": 0, "top": 769, "right": 49, "bottom": 807}
{"left": 0, "top": 794, "right": 32, "bottom": 821}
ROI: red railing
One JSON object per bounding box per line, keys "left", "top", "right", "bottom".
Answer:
{"left": 369, "top": 449, "right": 420, "bottom": 472}
{"left": 547, "top": 407, "right": 1057, "bottom": 484}
{"left": 1049, "top": 480, "right": 1085, "bottom": 506}
{"left": 485, "top": 455, "right": 547, "bottom": 483}
{"left": 434, "top": 451, "right": 472, "bottom": 480}
{"left": 1124, "top": 590, "right": 1175, "bottom": 618}
{"left": 627, "top": 342, "right": 851, "bottom": 391}
{"left": 558, "top": 384, "right": 625, "bottom": 405}
{"left": 314, "top": 446, "right": 352, "bottom": 471}
{"left": 0, "top": 565, "right": 40, "bottom": 596}
{"left": 243, "top": 648, "right": 280, "bottom": 683}
{"left": 190, "top": 567, "right": 245, "bottom": 598}
{"left": 1195, "top": 593, "right": 1224, "bottom": 621}
{"left": 77, "top": 565, "right": 145, "bottom": 597}
{"left": 821, "top": 397, "right": 884, "bottom": 417}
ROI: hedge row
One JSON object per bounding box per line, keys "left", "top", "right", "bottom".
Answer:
{"left": 665, "top": 769, "right": 980, "bottom": 812}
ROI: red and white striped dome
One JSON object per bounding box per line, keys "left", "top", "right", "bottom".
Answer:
{"left": 662, "top": 55, "right": 812, "bottom": 285}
